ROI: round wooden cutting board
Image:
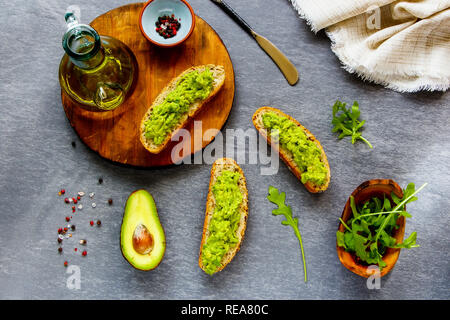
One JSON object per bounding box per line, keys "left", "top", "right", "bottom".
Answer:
{"left": 61, "top": 2, "right": 235, "bottom": 167}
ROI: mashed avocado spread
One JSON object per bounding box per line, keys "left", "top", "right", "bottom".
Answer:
{"left": 202, "top": 170, "right": 243, "bottom": 275}
{"left": 144, "top": 69, "right": 214, "bottom": 145}
{"left": 262, "top": 112, "right": 328, "bottom": 186}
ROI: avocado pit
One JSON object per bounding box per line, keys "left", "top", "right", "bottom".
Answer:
{"left": 133, "top": 224, "right": 154, "bottom": 255}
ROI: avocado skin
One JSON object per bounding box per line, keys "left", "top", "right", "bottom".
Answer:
{"left": 120, "top": 190, "right": 166, "bottom": 271}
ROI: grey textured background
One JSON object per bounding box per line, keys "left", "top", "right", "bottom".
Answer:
{"left": 0, "top": 0, "right": 449, "bottom": 300}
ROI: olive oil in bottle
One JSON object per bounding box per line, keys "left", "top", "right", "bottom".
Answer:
{"left": 59, "top": 10, "right": 136, "bottom": 111}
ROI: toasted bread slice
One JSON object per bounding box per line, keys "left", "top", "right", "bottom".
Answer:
{"left": 199, "top": 158, "right": 249, "bottom": 275}
{"left": 140, "top": 65, "right": 226, "bottom": 154}
{"left": 252, "top": 107, "right": 330, "bottom": 193}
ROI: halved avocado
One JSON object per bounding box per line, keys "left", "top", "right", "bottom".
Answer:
{"left": 120, "top": 190, "right": 166, "bottom": 270}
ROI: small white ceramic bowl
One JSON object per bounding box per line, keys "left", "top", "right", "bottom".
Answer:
{"left": 139, "top": 0, "right": 195, "bottom": 47}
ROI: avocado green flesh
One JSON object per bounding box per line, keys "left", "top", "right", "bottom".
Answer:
{"left": 121, "top": 190, "right": 165, "bottom": 270}
{"left": 144, "top": 69, "right": 214, "bottom": 146}
{"left": 262, "top": 112, "right": 328, "bottom": 186}
{"left": 201, "top": 170, "right": 243, "bottom": 275}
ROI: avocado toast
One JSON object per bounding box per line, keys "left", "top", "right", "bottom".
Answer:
{"left": 253, "top": 107, "right": 330, "bottom": 193}
{"left": 199, "top": 158, "right": 249, "bottom": 275}
{"left": 140, "top": 65, "right": 226, "bottom": 154}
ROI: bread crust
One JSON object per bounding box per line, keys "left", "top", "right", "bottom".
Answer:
{"left": 199, "top": 158, "right": 249, "bottom": 274}
{"left": 140, "top": 65, "right": 226, "bottom": 154}
{"left": 252, "top": 107, "right": 331, "bottom": 193}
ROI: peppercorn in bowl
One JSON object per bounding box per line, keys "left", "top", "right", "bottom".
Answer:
{"left": 139, "top": 0, "right": 195, "bottom": 47}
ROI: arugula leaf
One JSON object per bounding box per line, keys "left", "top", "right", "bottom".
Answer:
{"left": 336, "top": 231, "right": 346, "bottom": 249}
{"left": 344, "top": 231, "right": 355, "bottom": 250}
{"left": 379, "top": 230, "right": 397, "bottom": 248}
{"left": 392, "top": 183, "right": 418, "bottom": 207}
{"left": 331, "top": 100, "right": 373, "bottom": 148}
{"left": 374, "top": 183, "right": 427, "bottom": 242}
{"left": 354, "top": 233, "right": 370, "bottom": 261}
{"left": 336, "top": 182, "right": 427, "bottom": 270}
{"left": 392, "top": 232, "right": 419, "bottom": 249}
{"left": 350, "top": 196, "right": 359, "bottom": 218}
{"left": 267, "top": 186, "right": 307, "bottom": 282}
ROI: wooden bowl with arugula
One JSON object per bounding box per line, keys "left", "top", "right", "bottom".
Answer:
{"left": 336, "top": 179, "right": 422, "bottom": 278}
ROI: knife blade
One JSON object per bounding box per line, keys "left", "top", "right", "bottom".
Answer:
{"left": 210, "top": 0, "right": 299, "bottom": 86}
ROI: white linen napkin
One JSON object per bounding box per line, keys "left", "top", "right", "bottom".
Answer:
{"left": 290, "top": 0, "right": 450, "bottom": 92}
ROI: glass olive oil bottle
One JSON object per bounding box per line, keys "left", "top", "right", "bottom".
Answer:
{"left": 59, "top": 10, "right": 136, "bottom": 111}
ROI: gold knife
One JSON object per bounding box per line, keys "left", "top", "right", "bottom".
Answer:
{"left": 210, "top": 0, "right": 299, "bottom": 86}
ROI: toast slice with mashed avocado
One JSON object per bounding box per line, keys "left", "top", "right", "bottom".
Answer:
{"left": 140, "top": 65, "right": 225, "bottom": 154}
{"left": 199, "top": 158, "right": 248, "bottom": 275}
{"left": 253, "top": 107, "right": 330, "bottom": 193}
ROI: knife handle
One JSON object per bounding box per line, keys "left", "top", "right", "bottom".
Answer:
{"left": 211, "top": 0, "right": 255, "bottom": 37}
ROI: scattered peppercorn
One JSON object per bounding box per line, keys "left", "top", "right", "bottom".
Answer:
{"left": 97, "top": 220, "right": 101, "bottom": 226}
{"left": 82, "top": 250, "right": 87, "bottom": 257}
{"left": 58, "top": 247, "right": 63, "bottom": 253}
{"left": 71, "top": 225, "right": 76, "bottom": 231}
{"left": 71, "top": 141, "right": 76, "bottom": 148}
{"left": 108, "top": 198, "right": 113, "bottom": 205}
{"left": 98, "top": 177, "right": 103, "bottom": 184}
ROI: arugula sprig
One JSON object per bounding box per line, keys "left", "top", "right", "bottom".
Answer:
{"left": 332, "top": 100, "right": 373, "bottom": 149}
{"left": 336, "top": 183, "right": 427, "bottom": 269}
{"left": 267, "top": 186, "right": 307, "bottom": 282}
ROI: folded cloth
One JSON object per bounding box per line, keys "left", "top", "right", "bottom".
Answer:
{"left": 290, "top": 0, "right": 450, "bottom": 92}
